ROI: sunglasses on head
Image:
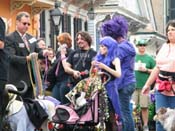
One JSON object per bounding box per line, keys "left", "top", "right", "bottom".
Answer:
{"left": 138, "top": 44, "right": 146, "bottom": 47}
{"left": 22, "top": 22, "right": 31, "bottom": 26}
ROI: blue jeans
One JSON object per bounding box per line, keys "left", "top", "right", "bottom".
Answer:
{"left": 118, "top": 83, "right": 136, "bottom": 131}
{"left": 155, "top": 90, "right": 175, "bottom": 131}
{"left": 52, "top": 80, "right": 70, "bottom": 104}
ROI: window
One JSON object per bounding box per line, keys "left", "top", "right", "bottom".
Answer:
{"left": 167, "top": 0, "right": 175, "bottom": 21}
{"left": 62, "top": 14, "right": 71, "bottom": 34}
{"left": 74, "top": 18, "right": 82, "bottom": 49}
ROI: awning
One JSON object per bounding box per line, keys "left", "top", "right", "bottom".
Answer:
{"left": 131, "top": 31, "right": 166, "bottom": 44}
{"left": 113, "top": 6, "right": 150, "bottom": 32}
{"left": 95, "top": 6, "right": 150, "bottom": 33}
{"left": 31, "top": 0, "right": 53, "bottom": 15}
{"left": 10, "top": 0, "right": 53, "bottom": 15}
{"left": 10, "top": 0, "right": 34, "bottom": 11}
{"left": 130, "top": 31, "right": 166, "bottom": 56}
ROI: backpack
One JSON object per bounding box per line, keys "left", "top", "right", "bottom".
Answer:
{"left": 24, "top": 98, "right": 48, "bottom": 128}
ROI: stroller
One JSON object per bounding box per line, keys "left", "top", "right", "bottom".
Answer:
{"left": 50, "top": 68, "right": 111, "bottom": 131}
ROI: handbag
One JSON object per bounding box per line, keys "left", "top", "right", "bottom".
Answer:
{"left": 24, "top": 98, "right": 48, "bottom": 128}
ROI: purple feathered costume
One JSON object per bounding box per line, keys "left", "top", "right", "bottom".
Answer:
{"left": 100, "top": 15, "right": 136, "bottom": 131}
{"left": 95, "top": 36, "right": 122, "bottom": 120}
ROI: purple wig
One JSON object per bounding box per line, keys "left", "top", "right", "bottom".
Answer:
{"left": 95, "top": 36, "right": 118, "bottom": 66}
{"left": 101, "top": 15, "right": 128, "bottom": 39}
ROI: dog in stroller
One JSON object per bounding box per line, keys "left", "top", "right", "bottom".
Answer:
{"left": 1, "top": 81, "right": 58, "bottom": 131}
{"left": 49, "top": 69, "right": 110, "bottom": 131}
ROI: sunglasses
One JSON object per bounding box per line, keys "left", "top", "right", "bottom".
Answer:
{"left": 22, "top": 22, "right": 31, "bottom": 26}
{"left": 138, "top": 44, "right": 146, "bottom": 47}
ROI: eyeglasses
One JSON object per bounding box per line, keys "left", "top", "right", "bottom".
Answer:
{"left": 138, "top": 44, "right": 146, "bottom": 47}
{"left": 22, "top": 22, "right": 31, "bottom": 26}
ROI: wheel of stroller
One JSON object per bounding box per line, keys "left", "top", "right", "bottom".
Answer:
{"left": 1, "top": 119, "right": 12, "bottom": 131}
{"left": 85, "top": 126, "right": 96, "bottom": 131}
{"left": 95, "top": 122, "right": 106, "bottom": 131}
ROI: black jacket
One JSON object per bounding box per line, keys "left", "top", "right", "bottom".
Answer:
{"left": 5, "top": 31, "right": 43, "bottom": 87}
{"left": 0, "top": 49, "right": 8, "bottom": 87}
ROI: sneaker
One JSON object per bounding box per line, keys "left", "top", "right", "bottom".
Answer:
{"left": 143, "top": 126, "right": 149, "bottom": 131}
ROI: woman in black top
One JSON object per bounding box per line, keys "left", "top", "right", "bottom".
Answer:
{"left": 92, "top": 36, "right": 122, "bottom": 131}
{"left": 47, "top": 32, "right": 73, "bottom": 104}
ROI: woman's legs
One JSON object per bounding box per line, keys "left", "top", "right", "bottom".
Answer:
{"left": 59, "top": 82, "right": 70, "bottom": 104}
{"left": 119, "top": 83, "right": 135, "bottom": 131}
{"left": 106, "top": 81, "right": 122, "bottom": 119}
{"left": 105, "top": 102, "right": 118, "bottom": 131}
{"left": 52, "top": 81, "right": 70, "bottom": 104}
{"left": 52, "top": 83, "right": 61, "bottom": 101}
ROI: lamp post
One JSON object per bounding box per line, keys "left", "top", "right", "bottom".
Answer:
{"left": 50, "top": 0, "right": 62, "bottom": 35}
{"left": 87, "top": 0, "right": 95, "bottom": 20}
{"left": 50, "top": 0, "right": 62, "bottom": 50}
{"left": 87, "top": 0, "right": 96, "bottom": 49}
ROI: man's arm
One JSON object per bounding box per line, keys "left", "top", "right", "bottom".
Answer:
{"left": 0, "top": 40, "right": 4, "bottom": 49}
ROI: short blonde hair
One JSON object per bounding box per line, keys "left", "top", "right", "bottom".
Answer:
{"left": 57, "top": 32, "right": 72, "bottom": 48}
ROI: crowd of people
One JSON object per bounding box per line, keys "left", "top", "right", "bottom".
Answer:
{"left": 1, "top": 10, "right": 175, "bottom": 131}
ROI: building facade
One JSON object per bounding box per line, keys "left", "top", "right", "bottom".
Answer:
{"left": 0, "top": 0, "right": 53, "bottom": 35}
{"left": 1, "top": 0, "right": 175, "bottom": 54}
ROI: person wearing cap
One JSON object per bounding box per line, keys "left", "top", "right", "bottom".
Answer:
{"left": 133, "top": 39, "right": 155, "bottom": 131}
{"left": 0, "top": 17, "right": 9, "bottom": 130}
